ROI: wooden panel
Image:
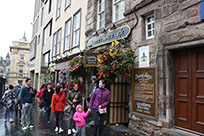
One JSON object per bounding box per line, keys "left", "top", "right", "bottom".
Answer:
{"left": 192, "top": 48, "right": 204, "bottom": 134}
{"left": 174, "top": 50, "right": 191, "bottom": 130}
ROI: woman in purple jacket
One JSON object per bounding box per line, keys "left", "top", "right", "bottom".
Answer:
{"left": 88, "top": 79, "right": 111, "bottom": 136}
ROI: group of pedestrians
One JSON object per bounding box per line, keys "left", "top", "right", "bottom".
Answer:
{"left": 1, "top": 76, "right": 111, "bottom": 136}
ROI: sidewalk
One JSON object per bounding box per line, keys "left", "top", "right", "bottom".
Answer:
{"left": 0, "top": 100, "right": 145, "bottom": 136}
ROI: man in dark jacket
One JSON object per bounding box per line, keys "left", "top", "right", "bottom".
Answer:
{"left": 20, "top": 78, "right": 36, "bottom": 130}
{"left": 42, "top": 83, "right": 54, "bottom": 124}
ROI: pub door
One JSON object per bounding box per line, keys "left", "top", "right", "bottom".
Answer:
{"left": 174, "top": 47, "right": 204, "bottom": 134}
{"left": 109, "top": 77, "right": 129, "bottom": 125}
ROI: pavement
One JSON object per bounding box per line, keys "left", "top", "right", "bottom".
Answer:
{"left": 0, "top": 100, "right": 144, "bottom": 136}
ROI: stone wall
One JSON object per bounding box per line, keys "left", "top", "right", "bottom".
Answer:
{"left": 125, "top": 0, "right": 204, "bottom": 134}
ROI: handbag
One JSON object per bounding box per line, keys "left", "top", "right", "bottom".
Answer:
{"left": 97, "top": 89, "right": 107, "bottom": 114}
{"left": 64, "top": 91, "right": 78, "bottom": 113}
{"left": 39, "top": 99, "right": 45, "bottom": 107}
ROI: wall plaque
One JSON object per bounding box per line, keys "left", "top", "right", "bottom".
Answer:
{"left": 87, "top": 25, "right": 130, "bottom": 48}
{"left": 132, "top": 67, "right": 157, "bottom": 120}
{"left": 84, "top": 53, "right": 98, "bottom": 67}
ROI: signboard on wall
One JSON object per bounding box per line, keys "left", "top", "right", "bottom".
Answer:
{"left": 84, "top": 53, "right": 98, "bottom": 67}
{"left": 132, "top": 67, "right": 157, "bottom": 120}
{"left": 87, "top": 25, "right": 130, "bottom": 48}
{"left": 139, "top": 46, "right": 149, "bottom": 67}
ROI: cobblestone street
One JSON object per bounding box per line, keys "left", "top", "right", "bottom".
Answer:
{"left": 0, "top": 100, "right": 141, "bottom": 136}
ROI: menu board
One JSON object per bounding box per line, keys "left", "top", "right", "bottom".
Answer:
{"left": 84, "top": 53, "right": 98, "bottom": 67}
{"left": 131, "top": 67, "right": 157, "bottom": 120}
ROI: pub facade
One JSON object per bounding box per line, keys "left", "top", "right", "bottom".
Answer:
{"left": 85, "top": 0, "right": 204, "bottom": 135}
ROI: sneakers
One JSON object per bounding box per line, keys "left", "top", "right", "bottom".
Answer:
{"left": 68, "top": 129, "right": 71, "bottom": 135}
{"left": 47, "top": 121, "right": 51, "bottom": 125}
{"left": 22, "top": 125, "right": 27, "bottom": 130}
{"left": 59, "top": 128, "right": 64, "bottom": 133}
{"left": 4, "top": 119, "right": 6, "bottom": 122}
{"left": 10, "top": 118, "right": 13, "bottom": 123}
{"left": 72, "top": 128, "right": 76, "bottom": 133}
{"left": 55, "top": 127, "right": 59, "bottom": 132}
{"left": 28, "top": 124, "right": 34, "bottom": 128}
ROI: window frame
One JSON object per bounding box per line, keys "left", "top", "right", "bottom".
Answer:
{"left": 43, "top": 20, "right": 52, "bottom": 46}
{"left": 145, "top": 14, "right": 155, "bottom": 39}
{"left": 64, "top": 17, "right": 72, "bottom": 52}
{"left": 19, "top": 65, "right": 23, "bottom": 74}
{"left": 97, "top": 0, "right": 105, "bottom": 30}
{"left": 112, "top": 0, "right": 125, "bottom": 23}
{"left": 20, "top": 55, "right": 24, "bottom": 60}
{"left": 43, "top": 51, "right": 50, "bottom": 67}
{"left": 65, "top": 0, "right": 71, "bottom": 10}
{"left": 72, "top": 9, "right": 81, "bottom": 48}
{"left": 52, "top": 28, "right": 61, "bottom": 56}
{"left": 56, "top": 0, "right": 61, "bottom": 19}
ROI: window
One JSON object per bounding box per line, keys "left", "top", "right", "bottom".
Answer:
{"left": 64, "top": 18, "right": 71, "bottom": 51}
{"left": 49, "top": 0, "right": 52, "bottom": 13}
{"left": 19, "top": 65, "right": 23, "bottom": 74}
{"left": 145, "top": 14, "right": 154, "bottom": 39}
{"left": 18, "top": 80, "right": 23, "bottom": 86}
{"left": 72, "top": 10, "right": 81, "bottom": 47}
{"left": 52, "top": 29, "right": 61, "bottom": 56}
{"left": 43, "top": 20, "right": 52, "bottom": 46}
{"left": 43, "top": 52, "right": 50, "bottom": 67}
{"left": 65, "top": 0, "right": 71, "bottom": 9}
{"left": 113, "top": 0, "right": 125, "bottom": 22}
{"left": 56, "top": 0, "right": 61, "bottom": 19}
{"left": 38, "top": 35, "right": 40, "bottom": 45}
{"left": 20, "top": 55, "right": 24, "bottom": 60}
{"left": 41, "top": 7, "right": 44, "bottom": 26}
{"left": 97, "top": 0, "right": 105, "bottom": 29}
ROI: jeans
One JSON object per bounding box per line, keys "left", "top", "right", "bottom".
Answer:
{"left": 93, "top": 109, "right": 106, "bottom": 136}
{"left": 68, "top": 109, "right": 76, "bottom": 129}
{"left": 4, "top": 106, "right": 13, "bottom": 119}
{"left": 55, "top": 111, "right": 64, "bottom": 128}
{"left": 74, "top": 125, "right": 86, "bottom": 136}
{"left": 21, "top": 103, "right": 32, "bottom": 125}
{"left": 44, "top": 106, "right": 51, "bottom": 122}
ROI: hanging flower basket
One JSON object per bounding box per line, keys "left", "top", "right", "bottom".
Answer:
{"left": 97, "top": 40, "right": 135, "bottom": 82}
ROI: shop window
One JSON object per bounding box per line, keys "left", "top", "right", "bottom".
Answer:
{"left": 112, "top": 0, "right": 125, "bottom": 22}
{"left": 64, "top": 18, "right": 71, "bottom": 51}
{"left": 20, "top": 55, "right": 24, "bottom": 60}
{"left": 145, "top": 14, "right": 154, "bottom": 39}
{"left": 52, "top": 28, "right": 61, "bottom": 56}
{"left": 97, "top": 0, "right": 105, "bottom": 30}
{"left": 19, "top": 65, "right": 23, "bottom": 74}
{"left": 72, "top": 9, "right": 81, "bottom": 47}
{"left": 56, "top": 0, "right": 61, "bottom": 19}
{"left": 65, "top": 0, "right": 71, "bottom": 9}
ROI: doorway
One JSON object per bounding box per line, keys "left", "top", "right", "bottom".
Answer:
{"left": 174, "top": 47, "right": 204, "bottom": 134}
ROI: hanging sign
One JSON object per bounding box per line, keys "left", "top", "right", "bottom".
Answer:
{"left": 132, "top": 67, "right": 157, "bottom": 120}
{"left": 87, "top": 25, "right": 130, "bottom": 48}
{"left": 84, "top": 53, "right": 98, "bottom": 67}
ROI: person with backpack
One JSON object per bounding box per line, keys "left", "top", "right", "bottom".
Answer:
{"left": 1, "top": 85, "right": 16, "bottom": 123}
{"left": 51, "top": 85, "right": 67, "bottom": 133}
{"left": 37, "top": 84, "right": 46, "bottom": 111}
{"left": 20, "top": 78, "right": 37, "bottom": 130}
{"left": 42, "top": 82, "right": 54, "bottom": 124}
{"left": 14, "top": 84, "right": 21, "bottom": 117}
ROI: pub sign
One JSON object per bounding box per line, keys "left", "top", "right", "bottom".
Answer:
{"left": 132, "top": 67, "right": 157, "bottom": 120}
{"left": 84, "top": 53, "right": 98, "bottom": 67}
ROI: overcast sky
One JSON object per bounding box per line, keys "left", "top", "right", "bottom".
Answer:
{"left": 0, "top": 0, "right": 35, "bottom": 59}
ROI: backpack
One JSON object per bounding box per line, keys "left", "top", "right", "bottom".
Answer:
{"left": 19, "top": 87, "right": 26, "bottom": 100}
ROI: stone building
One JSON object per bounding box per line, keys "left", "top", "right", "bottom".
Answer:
{"left": 0, "top": 53, "right": 10, "bottom": 83}
{"left": 9, "top": 36, "right": 30, "bottom": 86}
{"left": 85, "top": 0, "right": 204, "bottom": 135}
{"left": 30, "top": 0, "right": 54, "bottom": 90}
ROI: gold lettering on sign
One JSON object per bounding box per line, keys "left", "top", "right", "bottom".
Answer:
{"left": 117, "top": 28, "right": 124, "bottom": 38}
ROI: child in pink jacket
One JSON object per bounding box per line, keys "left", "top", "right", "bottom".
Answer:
{"left": 73, "top": 105, "right": 90, "bottom": 136}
